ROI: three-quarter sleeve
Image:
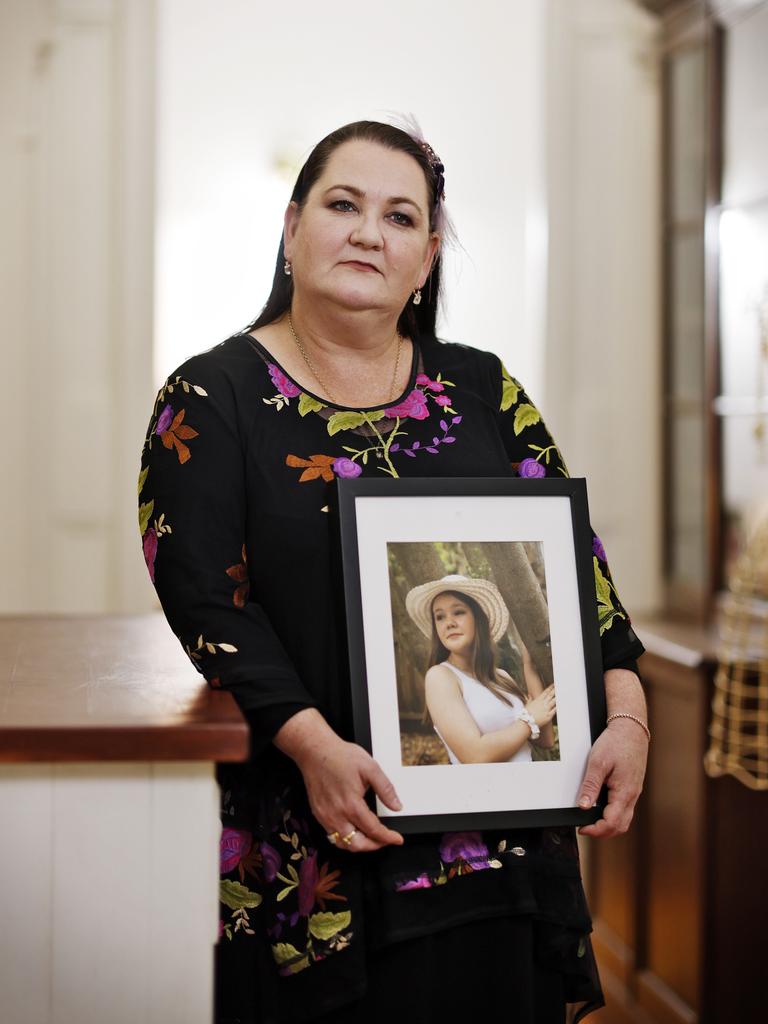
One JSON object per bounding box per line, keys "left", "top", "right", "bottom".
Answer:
{"left": 494, "top": 360, "right": 645, "bottom": 672}
{"left": 138, "top": 355, "right": 316, "bottom": 748}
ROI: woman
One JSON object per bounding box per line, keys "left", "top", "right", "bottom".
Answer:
{"left": 139, "top": 120, "right": 649, "bottom": 1023}
{"left": 406, "top": 574, "right": 556, "bottom": 764}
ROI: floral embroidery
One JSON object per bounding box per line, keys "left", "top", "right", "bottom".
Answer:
{"left": 266, "top": 361, "right": 462, "bottom": 479}
{"left": 384, "top": 388, "right": 430, "bottom": 420}
{"left": 394, "top": 831, "right": 504, "bottom": 892}
{"left": 391, "top": 415, "right": 461, "bottom": 458}
{"left": 500, "top": 364, "right": 520, "bottom": 412}
{"left": 158, "top": 406, "right": 199, "bottom": 464}
{"left": 185, "top": 633, "right": 239, "bottom": 662}
{"left": 142, "top": 376, "right": 208, "bottom": 454}
{"left": 518, "top": 456, "right": 546, "bottom": 478}
{"left": 218, "top": 804, "right": 353, "bottom": 977}
{"left": 226, "top": 545, "right": 250, "bottom": 608}
{"left": 332, "top": 457, "right": 363, "bottom": 479}
{"left": 593, "top": 556, "right": 627, "bottom": 635}
{"left": 268, "top": 363, "right": 301, "bottom": 399}
{"left": 137, "top": 467, "right": 172, "bottom": 583}
{"left": 285, "top": 454, "right": 336, "bottom": 482}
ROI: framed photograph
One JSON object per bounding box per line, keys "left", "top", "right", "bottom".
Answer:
{"left": 338, "top": 478, "right": 606, "bottom": 833}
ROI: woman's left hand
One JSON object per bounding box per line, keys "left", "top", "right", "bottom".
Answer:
{"left": 576, "top": 667, "right": 649, "bottom": 839}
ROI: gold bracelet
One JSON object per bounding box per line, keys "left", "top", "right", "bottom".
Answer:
{"left": 606, "top": 712, "right": 651, "bottom": 743}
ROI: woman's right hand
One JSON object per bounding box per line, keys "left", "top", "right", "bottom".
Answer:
{"left": 526, "top": 685, "right": 557, "bottom": 728}
{"left": 273, "top": 708, "right": 404, "bottom": 853}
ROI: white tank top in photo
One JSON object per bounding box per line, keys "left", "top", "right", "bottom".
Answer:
{"left": 435, "top": 661, "right": 533, "bottom": 765}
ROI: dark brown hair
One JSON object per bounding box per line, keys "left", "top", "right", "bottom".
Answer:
{"left": 427, "top": 590, "right": 527, "bottom": 706}
{"left": 241, "top": 120, "right": 444, "bottom": 341}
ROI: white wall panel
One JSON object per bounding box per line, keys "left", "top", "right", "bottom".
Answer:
{"left": 0, "top": 766, "right": 54, "bottom": 1024}
{"left": 0, "top": 762, "right": 219, "bottom": 1024}
{"left": 545, "top": 0, "right": 662, "bottom": 613}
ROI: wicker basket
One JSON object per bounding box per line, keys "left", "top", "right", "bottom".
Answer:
{"left": 704, "top": 517, "right": 768, "bottom": 790}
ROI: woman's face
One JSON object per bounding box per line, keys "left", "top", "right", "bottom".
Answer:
{"left": 432, "top": 593, "right": 476, "bottom": 656}
{"left": 283, "top": 139, "right": 440, "bottom": 320}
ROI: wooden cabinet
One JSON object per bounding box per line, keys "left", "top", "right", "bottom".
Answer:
{"left": 585, "top": 619, "right": 767, "bottom": 1024}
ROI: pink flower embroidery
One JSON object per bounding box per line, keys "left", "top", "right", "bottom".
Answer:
{"left": 297, "top": 851, "right": 319, "bottom": 916}
{"left": 435, "top": 395, "right": 452, "bottom": 407}
{"left": 220, "top": 828, "right": 253, "bottom": 874}
{"left": 439, "top": 831, "right": 491, "bottom": 868}
{"left": 384, "top": 388, "right": 429, "bottom": 421}
{"left": 416, "top": 373, "right": 444, "bottom": 393}
{"left": 267, "top": 363, "right": 301, "bottom": 399}
{"left": 395, "top": 874, "right": 433, "bottom": 891}
{"left": 142, "top": 527, "right": 158, "bottom": 582}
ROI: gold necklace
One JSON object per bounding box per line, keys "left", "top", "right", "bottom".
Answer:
{"left": 287, "top": 313, "right": 403, "bottom": 406}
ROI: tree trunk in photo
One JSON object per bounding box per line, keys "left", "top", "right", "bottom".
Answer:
{"left": 388, "top": 557, "right": 431, "bottom": 717}
{"left": 481, "top": 543, "right": 554, "bottom": 685}
{"left": 394, "top": 543, "right": 446, "bottom": 592}
{"left": 522, "top": 541, "right": 548, "bottom": 599}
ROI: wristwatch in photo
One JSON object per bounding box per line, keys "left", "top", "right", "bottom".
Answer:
{"left": 519, "top": 709, "right": 541, "bottom": 741}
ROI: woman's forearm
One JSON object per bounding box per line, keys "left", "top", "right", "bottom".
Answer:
{"left": 273, "top": 707, "right": 338, "bottom": 769}
{"left": 453, "top": 720, "right": 533, "bottom": 764}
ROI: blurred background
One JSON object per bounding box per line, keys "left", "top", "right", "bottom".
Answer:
{"left": 1, "top": 0, "right": 766, "bottom": 1021}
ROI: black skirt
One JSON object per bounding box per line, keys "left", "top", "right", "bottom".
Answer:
{"left": 216, "top": 911, "right": 603, "bottom": 1024}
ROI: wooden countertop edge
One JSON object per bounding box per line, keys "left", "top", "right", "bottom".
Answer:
{"left": 0, "top": 721, "right": 251, "bottom": 764}
{"left": 634, "top": 615, "right": 718, "bottom": 669}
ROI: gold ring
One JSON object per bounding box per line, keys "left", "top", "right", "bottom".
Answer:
{"left": 326, "top": 831, "right": 340, "bottom": 846}
{"left": 340, "top": 829, "right": 357, "bottom": 846}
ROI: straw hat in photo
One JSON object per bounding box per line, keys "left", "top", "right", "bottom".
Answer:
{"left": 405, "top": 574, "right": 510, "bottom": 642}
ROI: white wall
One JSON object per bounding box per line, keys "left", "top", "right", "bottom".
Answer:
{"left": 544, "top": 0, "right": 662, "bottom": 613}
{"left": 717, "top": 2, "right": 768, "bottom": 543}
{"left": 154, "top": 0, "right": 549, "bottom": 394}
{"left": 0, "top": 0, "right": 156, "bottom": 614}
{"left": 0, "top": 0, "right": 661, "bottom": 616}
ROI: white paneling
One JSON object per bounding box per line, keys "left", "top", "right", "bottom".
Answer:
{"left": 545, "top": 0, "right": 662, "bottom": 613}
{"left": 722, "top": 4, "right": 768, "bottom": 205}
{"left": 0, "top": 762, "right": 218, "bottom": 1024}
{"left": 147, "top": 764, "right": 220, "bottom": 1024}
{"left": 0, "top": 0, "right": 48, "bottom": 612}
{"left": 111, "top": 0, "right": 158, "bottom": 613}
{"left": 0, "top": 767, "right": 54, "bottom": 1024}
{"left": 50, "top": 764, "right": 152, "bottom": 1024}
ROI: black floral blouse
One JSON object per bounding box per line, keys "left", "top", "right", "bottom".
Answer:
{"left": 139, "top": 332, "right": 644, "bottom": 1022}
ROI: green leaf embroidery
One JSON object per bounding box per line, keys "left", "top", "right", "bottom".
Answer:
{"left": 298, "top": 392, "right": 326, "bottom": 417}
{"left": 593, "top": 557, "right": 613, "bottom": 607}
{"left": 138, "top": 500, "right": 154, "bottom": 536}
{"left": 594, "top": 557, "right": 626, "bottom": 635}
{"left": 500, "top": 365, "right": 520, "bottom": 412}
{"left": 327, "top": 409, "right": 384, "bottom": 436}
{"left": 308, "top": 910, "right": 352, "bottom": 941}
{"left": 271, "top": 942, "right": 310, "bottom": 974}
{"left": 219, "top": 880, "right": 262, "bottom": 911}
{"left": 513, "top": 403, "right": 540, "bottom": 435}
{"left": 137, "top": 466, "right": 149, "bottom": 496}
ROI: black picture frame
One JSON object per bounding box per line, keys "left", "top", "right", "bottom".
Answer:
{"left": 338, "top": 477, "right": 606, "bottom": 833}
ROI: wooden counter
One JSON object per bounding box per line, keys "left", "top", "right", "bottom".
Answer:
{"left": 586, "top": 616, "right": 766, "bottom": 1024}
{"left": 0, "top": 613, "right": 250, "bottom": 1024}
{"left": 0, "top": 614, "right": 249, "bottom": 762}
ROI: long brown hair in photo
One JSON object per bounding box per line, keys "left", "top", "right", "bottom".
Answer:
{"left": 427, "top": 590, "right": 527, "bottom": 708}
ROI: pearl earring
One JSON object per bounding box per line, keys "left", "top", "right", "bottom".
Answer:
{"left": 284, "top": 260, "right": 292, "bottom": 276}
{"left": 412, "top": 288, "right": 422, "bottom": 306}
